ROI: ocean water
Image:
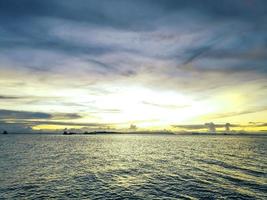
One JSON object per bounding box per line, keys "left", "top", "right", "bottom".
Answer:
{"left": 0, "top": 134, "right": 266, "bottom": 200}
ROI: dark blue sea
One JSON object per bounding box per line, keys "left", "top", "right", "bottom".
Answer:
{"left": 0, "top": 134, "right": 266, "bottom": 199}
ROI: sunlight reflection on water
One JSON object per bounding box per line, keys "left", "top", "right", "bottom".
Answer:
{"left": 0, "top": 134, "right": 266, "bottom": 199}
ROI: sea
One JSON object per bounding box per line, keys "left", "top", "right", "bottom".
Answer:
{"left": 0, "top": 134, "right": 266, "bottom": 199}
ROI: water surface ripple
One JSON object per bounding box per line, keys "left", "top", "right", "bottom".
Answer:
{"left": 0, "top": 134, "right": 266, "bottom": 199}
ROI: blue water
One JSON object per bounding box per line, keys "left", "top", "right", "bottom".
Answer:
{"left": 0, "top": 134, "right": 266, "bottom": 199}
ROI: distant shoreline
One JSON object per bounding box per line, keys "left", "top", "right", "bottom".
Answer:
{"left": 2, "top": 131, "right": 267, "bottom": 136}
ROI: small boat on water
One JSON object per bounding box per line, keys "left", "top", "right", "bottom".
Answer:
{"left": 63, "top": 131, "right": 76, "bottom": 135}
{"left": 2, "top": 130, "right": 8, "bottom": 134}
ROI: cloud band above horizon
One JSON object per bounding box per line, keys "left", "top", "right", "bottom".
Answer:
{"left": 1, "top": 0, "right": 267, "bottom": 132}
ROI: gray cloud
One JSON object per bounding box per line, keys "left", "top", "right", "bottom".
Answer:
{"left": 0, "top": 119, "right": 111, "bottom": 133}
{"left": 0, "top": 95, "right": 25, "bottom": 100}
{"left": 0, "top": 0, "right": 267, "bottom": 130}
{"left": 0, "top": 119, "right": 110, "bottom": 128}
{"left": 172, "top": 124, "right": 205, "bottom": 130}
{"left": 1, "top": 0, "right": 266, "bottom": 86}
{"left": 172, "top": 122, "right": 267, "bottom": 132}
{"left": 181, "top": 33, "right": 228, "bottom": 65}
{"left": 204, "top": 106, "right": 267, "bottom": 120}
{"left": 26, "top": 120, "right": 109, "bottom": 127}
{"left": 0, "top": 120, "right": 33, "bottom": 133}
{"left": 172, "top": 123, "right": 239, "bottom": 130}
{"left": 0, "top": 109, "right": 51, "bottom": 120}
{"left": 51, "top": 113, "right": 82, "bottom": 120}
{"left": 0, "top": 109, "right": 82, "bottom": 120}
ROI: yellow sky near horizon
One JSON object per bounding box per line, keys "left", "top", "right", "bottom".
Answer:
{"left": 1, "top": 0, "right": 267, "bottom": 133}
{"left": 1, "top": 75, "right": 266, "bottom": 133}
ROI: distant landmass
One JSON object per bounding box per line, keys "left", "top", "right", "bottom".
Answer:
{"left": 82, "top": 131, "right": 175, "bottom": 135}
{"left": 64, "top": 131, "right": 267, "bottom": 136}
{"left": 2, "top": 130, "right": 267, "bottom": 136}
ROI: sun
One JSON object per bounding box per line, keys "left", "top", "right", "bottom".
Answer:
{"left": 86, "top": 85, "right": 217, "bottom": 129}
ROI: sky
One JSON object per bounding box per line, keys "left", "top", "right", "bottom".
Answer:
{"left": 0, "top": 0, "right": 267, "bottom": 133}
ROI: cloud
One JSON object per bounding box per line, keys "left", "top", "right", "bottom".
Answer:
{"left": 254, "top": 123, "right": 267, "bottom": 127}
{"left": 0, "top": 120, "right": 33, "bottom": 133}
{"left": 172, "top": 124, "right": 205, "bottom": 130}
{"left": 52, "top": 113, "right": 82, "bottom": 120}
{"left": 0, "top": 109, "right": 51, "bottom": 120}
{"left": 142, "top": 101, "right": 190, "bottom": 109}
{"left": 0, "top": 0, "right": 267, "bottom": 130}
{"left": 172, "top": 123, "right": 239, "bottom": 130}
{"left": 0, "top": 109, "right": 82, "bottom": 120}
{"left": 247, "top": 122, "right": 267, "bottom": 128}
{"left": 129, "top": 124, "right": 137, "bottom": 130}
{"left": 204, "top": 106, "right": 267, "bottom": 120}
{"left": 1, "top": 0, "right": 266, "bottom": 90}
{"left": 181, "top": 33, "right": 228, "bottom": 65}
{"left": 0, "top": 120, "right": 112, "bottom": 133}
{"left": 0, "top": 95, "right": 24, "bottom": 100}
{"left": 28, "top": 120, "right": 109, "bottom": 127}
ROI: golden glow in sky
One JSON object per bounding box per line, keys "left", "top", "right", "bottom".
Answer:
{"left": 0, "top": 0, "right": 267, "bottom": 133}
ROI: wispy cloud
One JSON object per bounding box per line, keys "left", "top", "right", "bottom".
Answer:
{"left": 0, "top": 95, "right": 25, "bottom": 100}
{"left": 142, "top": 101, "right": 190, "bottom": 109}
{"left": 0, "top": 109, "right": 51, "bottom": 120}
{"left": 172, "top": 123, "right": 251, "bottom": 132}
{"left": 0, "top": 0, "right": 267, "bottom": 131}
{"left": 0, "top": 109, "right": 81, "bottom": 120}
{"left": 203, "top": 106, "right": 267, "bottom": 120}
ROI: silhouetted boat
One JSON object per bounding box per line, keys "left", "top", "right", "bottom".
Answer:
{"left": 63, "top": 131, "right": 76, "bottom": 135}
{"left": 3, "top": 130, "right": 8, "bottom": 134}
